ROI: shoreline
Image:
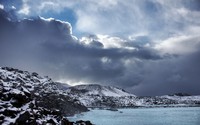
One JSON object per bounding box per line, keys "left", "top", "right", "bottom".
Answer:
{"left": 87, "top": 104, "right": 200, "bottom": 110}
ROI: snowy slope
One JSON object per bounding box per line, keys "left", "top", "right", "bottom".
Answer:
{"left": 160, "top": 95, "right": 200, "bottom": 104}
{"left": 66, "top": 84, "right": 200, "bottom": 108}
{"left": 67, "top": 84, "right": 135, "bottom": 97}
{"left": 66, "top": 84, "right": 137, "bottom": 107}
{"left": 1, "top": 66, "right": 199, "bottom": 115}
{"left": 0, "top": 67, "right": 88, "bottom": 124}
{"left": 54, "top": 82, "right": 70, "bottom": 90}
{"left": 0, "top": 67, "right": 53, "bottom": 92}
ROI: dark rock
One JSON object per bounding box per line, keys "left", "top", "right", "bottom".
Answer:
{"left": 106, "top": 107, "right": 118, "bottom": 111}
{"left": 31, "top": 72, "right": 38, "bottom": 77}
{"left": 36, "top": 92, "right": 88, "bottom": 116}
{"left": 10, "top": 93, "right": 30, "bottom": 107}
{"left": 16, "top": 111, "right": 30, "bottom": 124}
{"left": 2, "top": 67, "right": 15, "bottom": 71}
{"left": 0, "top": 115, "right": 5, "bottom": 123}
{"left": 3, "top": 109, "right": 19, "bottom": 118}
{"left": 46, "top": 119, "right": 56, "bottom": 125}
{"left": 76, "top": 120, "right": 93, "bottom": 125}
{"left": 76, "top": 120, "right": 84, "bottom": 124}
{"left": 0, "top": 67, "right": 91, "bottom": 125}
{"left": 29, "top": 102, "right": 34, "bottom": 109}
{"left": 61, "top": 118, "right": 70, "bottom": 125}
{"left": 51, "top": 109, "right": 61, "bottom": 116}
{"left": 85, "top": 121, "right": 93, "bottom": 125}
{"left": 28, "top": 119, "right": 37, "bottom": 125}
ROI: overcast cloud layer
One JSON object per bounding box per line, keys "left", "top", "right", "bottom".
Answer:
{"left": 0, "top": 0, "right": 200, "bottom": 96}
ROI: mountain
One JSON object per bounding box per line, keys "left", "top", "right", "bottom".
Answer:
{"left": 67, "top": 84, "right": 135, "bottom": 97}
{"left": 54, "top": 82, "right": 71, "bottom": 90}
{"left": 1, "top": 66, "right": 200, "bottom": 124}
{"left": 66, "top": 84, "right": 137, "bottom": 107}
{"left": 66, "top": 84, "right": 200, "bottom": 108}
{"left": 0, "top": 67, "right": 90, "bottom": 125}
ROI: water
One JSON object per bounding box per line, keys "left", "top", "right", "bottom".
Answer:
{"left": 68, "top": 107, "right": 200, "bottom": 125}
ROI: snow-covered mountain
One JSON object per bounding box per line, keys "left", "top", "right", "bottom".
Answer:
{"left": 1, "top": 66, "right": 200, "bottom": 125}
{"left": 66, "top": 84, "right": 200, "bottom": 108}
{"left": 54, "top": 82, "right": 71, "bottom": 90}
{"left": 0, "top": 67, "right": 89, "bottom": 125}
{"left": 66, "top": 84, "right": 137, "bottom": 107}
{"left": 67, "top": 84, "right": 135, "bottom": 97}
{"left": 160, "top": 95, "right": 200, "bottom": 105}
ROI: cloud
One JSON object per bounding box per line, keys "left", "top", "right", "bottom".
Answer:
{"left": 2, "top": 0, "right": 195, "bottom": 38}
{"left": 18, "top": 0, "right": 30, "bottom": 15}
{"left": 0, "top": 4, "right": 4, "bottom": 9}
{"left": 155, "top": 35, "right": 200, "bottom": 55}
{"left": 16, "top": 0, "right": 77, "bottom": 16}
{"left": 2, "top": 0, "right": 199, "bottom": 39}
{"left": 0, "top": 9, "right": 162, "bottom": 93}
{"left": 1, "top": 0, "right": 200, "bottom": 96}
{"left": 130, "top": 51, "right": 200, "bottom": 96}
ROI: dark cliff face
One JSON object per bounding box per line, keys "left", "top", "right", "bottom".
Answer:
{"left": 35, "top": 92, "right": 88, "bottom": 116}
{"left": 0, "top": 67, "right": 89, "bottom": 125}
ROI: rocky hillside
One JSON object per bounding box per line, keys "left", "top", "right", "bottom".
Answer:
{"left": 66, "top": 84, "right": 200, "bottom": 108}
{"left": 66, "top": 84, "right": 137, "bottom": 107}
{"left": 1, "top": 66, "right": 199, "bottom": 124}
{"left": 0, "top": 67, "right": 91, "bottom": 125}
{"left": 67, "top": 84, "right": 135, "bottom": 97}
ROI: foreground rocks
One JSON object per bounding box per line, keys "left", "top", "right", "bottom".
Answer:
{"left": 0, "top": 67, "right": 92, "bottom": 125}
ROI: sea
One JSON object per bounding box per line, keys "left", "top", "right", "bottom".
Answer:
{"left": 68, "top": 107, "right": 200, "bottom": 125}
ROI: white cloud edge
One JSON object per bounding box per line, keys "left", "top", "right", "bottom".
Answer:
{"left": 0, "top": 4, "right": 4, "bottom": 10}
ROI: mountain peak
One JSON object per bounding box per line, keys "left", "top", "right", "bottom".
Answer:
{"left": 68, "top": 84, "right": 135, "bottom": 97}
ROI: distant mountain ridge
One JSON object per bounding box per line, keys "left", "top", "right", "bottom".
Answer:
{"left": 66, "top": 84, "right": 136, "bottom": 107}
{"left": 54, "top": 82, "right": 71, "bottom": 90}
{"left": 67, "top": 84, "right": 135, "bottom": 97}
{"left": 66, "top": 84, "right": 200, "bottom": 108}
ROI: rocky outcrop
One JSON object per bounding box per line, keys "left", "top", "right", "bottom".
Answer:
{"left": 0, "top": 67, "right": 91, "bottom": 125}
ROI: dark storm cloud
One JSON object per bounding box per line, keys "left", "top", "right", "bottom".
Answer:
{"left": 183, "top": 0, "right": 200, "bottom": 11}
{"left": 1, "top": 0, "right": 200, "bottom": 96}
{"left": 129, "top": 50, "right": 200, "bottom": 96}
{"left": 0, "top": 9, "right": 162, "bottom": 87}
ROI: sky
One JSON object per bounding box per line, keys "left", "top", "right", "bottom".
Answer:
{"left": 0, "top": 0, "right": 200, "bottom": 96}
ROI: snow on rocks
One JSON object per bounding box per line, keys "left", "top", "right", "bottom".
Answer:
{"left": 66, "top": 84, "right": 137, "bottom": 107}
{"left": 0, "top": 67, "right": 91, "bottom": 125}
{"left": 66, "top": 84, "right": 200, "bottom": 108}
{"left": 67, "top": 84, "right": 135, "bottom": 97}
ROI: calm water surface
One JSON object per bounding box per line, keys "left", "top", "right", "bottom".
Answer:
{"left": 68, "top": 107, "right": 200, "bottom": 125}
